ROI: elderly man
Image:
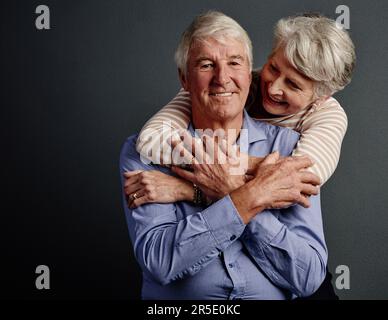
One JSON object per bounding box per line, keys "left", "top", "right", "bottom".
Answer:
{"left": 120, "top": 11, "right": 326, "bottom": 299}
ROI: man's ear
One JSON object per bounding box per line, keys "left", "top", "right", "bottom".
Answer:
{"left": 178, "top": 69, "right": 189, "bottom": 91}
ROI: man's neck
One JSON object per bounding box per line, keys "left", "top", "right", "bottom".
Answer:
{"left": 192, "top": 113, "right": 244, "bottom": 143}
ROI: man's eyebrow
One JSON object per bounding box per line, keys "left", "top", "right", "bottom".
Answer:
{"left": 194, "top": 55, "right": 246, "bottom": 66}
{"left": 229, "top": 54, "right": 245, "bottom": 61}
{"left": 194, "top": 57, "right": 213, "bottom": 66}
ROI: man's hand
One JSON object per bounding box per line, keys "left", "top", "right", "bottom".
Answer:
{"left": 231, "top": 152, "right": 321, "bottom": 224}
{"left": 171, "top": 132, "right": 248, "bottom": 200}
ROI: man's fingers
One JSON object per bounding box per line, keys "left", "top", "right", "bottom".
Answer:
{"left": 172, "top": 140, "right": 195, "bottom": 165}
{"left": 171, "top": 166, "right": 196, "bottom": 183}
{"left": 192, "top": 135, "right": 206, "bottom": 164}
{"left": 300, "top": 183, "right": 320, "bottom": 197}
{"left": 297, "top": 194, "right": 311, "bottom": 208}
{"left": 290, "top": 156, "right": 314, "bottom": 170}
{"left": 300, "top": 171, "right": 321, "bottom": 186}
{"left": 202, "top": 134, "right": 215, "bottom": 163}
{"left": 261, "top": 151, "right": 280, "bottom": 165}
{"left": 204, "top": 135, "right": 227, "bottom": 165}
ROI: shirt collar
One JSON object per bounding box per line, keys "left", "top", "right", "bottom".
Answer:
{"left": 188, "top": 109, "right": 267, "bottom": 145}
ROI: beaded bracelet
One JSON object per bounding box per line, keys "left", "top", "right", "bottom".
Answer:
{"left": 192, "top": 183, "right": 203, "bottom": 206}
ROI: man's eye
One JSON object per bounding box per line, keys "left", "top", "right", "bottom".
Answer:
{"left": 230, "top": 61, "right": 241, "bottom": 66}
{"left": 200, "top": 63, "right": 213, "bottom": 69}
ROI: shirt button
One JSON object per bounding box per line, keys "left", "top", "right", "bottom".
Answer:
{"left": 230, "top": 235, "right": 236, "bottom": 241}
{"left": 228, "top": 263, "right": 234, "bottom": 268}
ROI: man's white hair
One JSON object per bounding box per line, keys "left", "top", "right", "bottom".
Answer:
{"left": 272, "top": 13, "right": 356, "bottom": 96}
{"left": 174, "top": 11, "right": 253, "bottom": 75}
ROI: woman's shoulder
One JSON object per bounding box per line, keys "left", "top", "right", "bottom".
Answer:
{"left": 301, "top": 96, "right": 348, "bottom": 130}
{"left": 310, "top": 96, "right": 346, "bottom": 114}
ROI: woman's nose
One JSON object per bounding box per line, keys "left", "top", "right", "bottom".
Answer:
{"left": 268, "top": 78, "right": 283, "bottom": 96}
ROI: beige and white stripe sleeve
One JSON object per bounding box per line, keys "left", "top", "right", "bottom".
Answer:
{"left": 291, "top": 101, "right": 348, "bottom": 185}
{"left": 136, "top": 89, "right": 192, "bottom": 164}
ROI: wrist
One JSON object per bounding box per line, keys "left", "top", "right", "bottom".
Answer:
{"left": 230, "top": 181, "right": 265, "bottom": 224}
{"left": 223, "top": 175, "right": 246, "bottom": 195}
{"left": 176, "top": 180, "right": 195, "bottom": 201}
{"left": 192, "top": 183, "right": 204, "bottom": 206}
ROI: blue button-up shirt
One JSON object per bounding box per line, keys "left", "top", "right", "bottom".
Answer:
{"left": 120, "top": 111, "right": 327, "bottom": 300}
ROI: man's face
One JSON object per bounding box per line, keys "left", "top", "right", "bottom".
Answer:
{"left": 180, "top": 37, "right": 252, "bottom": 125}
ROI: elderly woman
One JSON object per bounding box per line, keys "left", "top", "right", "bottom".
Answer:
{"left": 124, "top": 12, "right": 355, "bottom": 299}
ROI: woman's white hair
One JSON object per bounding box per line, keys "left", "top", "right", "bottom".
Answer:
{"left": 175, "top": 11, "right": 253, "bottom": 75}
{"left": 272, "top": 13, "right": 356, "bottom": 96}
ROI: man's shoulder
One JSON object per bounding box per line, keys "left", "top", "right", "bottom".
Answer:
{"left": 121, "top": 134, "right": 139, "bottom": 157}
{"left": 120, "top": 134, "right": 171, "bottom": 172}
{"left": 119, "top": 133, "right": 151, "bottom": 171}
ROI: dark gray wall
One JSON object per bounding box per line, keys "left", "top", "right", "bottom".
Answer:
{"left": 2, "top": 0, "right": 387, "bottom": 299}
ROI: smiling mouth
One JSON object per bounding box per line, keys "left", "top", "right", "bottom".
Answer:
{"left": 268, "top": 96, "right": 287, "bottom": 105}
{"left": 264, "top": 91, "right": 288, "bottom": 106}
{"left": 209, "top": 92, "right": 234, "bottom": 97}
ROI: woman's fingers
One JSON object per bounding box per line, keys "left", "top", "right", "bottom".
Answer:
{"left": 124, "top": 180, "right": 142, "bottom": 196}
{"left": 128, "top": 193, "right": 148, "bottom": 208}
{"left": 123, "top": 170, "right": 144, "bottom": 188}
{"left": 123, "top": 170, "right": 143, "bottom": 178}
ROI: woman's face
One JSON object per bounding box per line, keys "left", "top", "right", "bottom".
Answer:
{"left": 260, "top": 48, "right": 317, "bottom": 116}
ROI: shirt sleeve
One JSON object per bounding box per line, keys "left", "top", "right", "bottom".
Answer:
{"left": 240, "top": 195, "right": 328, "bottom": 298}
{"left": 121, "top": 136, "right": 245, "bottom": 285}
{"left": 292, "top": 99, "right": 348, "bottom": 184}
{"left": 135, "top": 89, "right": 192, "bottom": 165}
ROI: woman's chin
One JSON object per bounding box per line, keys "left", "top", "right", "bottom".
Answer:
{"left": 262, "top": 103, "right": 285, "bottom": 117}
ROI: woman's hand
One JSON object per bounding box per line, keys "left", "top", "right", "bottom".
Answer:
{"left": 124, "top": 170, "right": 194, "bottom": 208}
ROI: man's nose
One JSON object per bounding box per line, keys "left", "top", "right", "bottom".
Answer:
{"left": 213, "top": 65, "right": 230, "bottom": 86}
{"left": 268, "top": 78, "right": 284, "bottom": 96}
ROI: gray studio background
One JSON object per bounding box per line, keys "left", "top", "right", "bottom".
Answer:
{"left": 3, "top": 0, "right": 387, "bottom": 299}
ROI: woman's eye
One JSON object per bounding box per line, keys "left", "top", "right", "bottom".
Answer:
{"left": 270, "top": 64, "right": 278, "bottom": 72}
{"left": 288, "top": 80, "right": 300, "bottom": 90}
